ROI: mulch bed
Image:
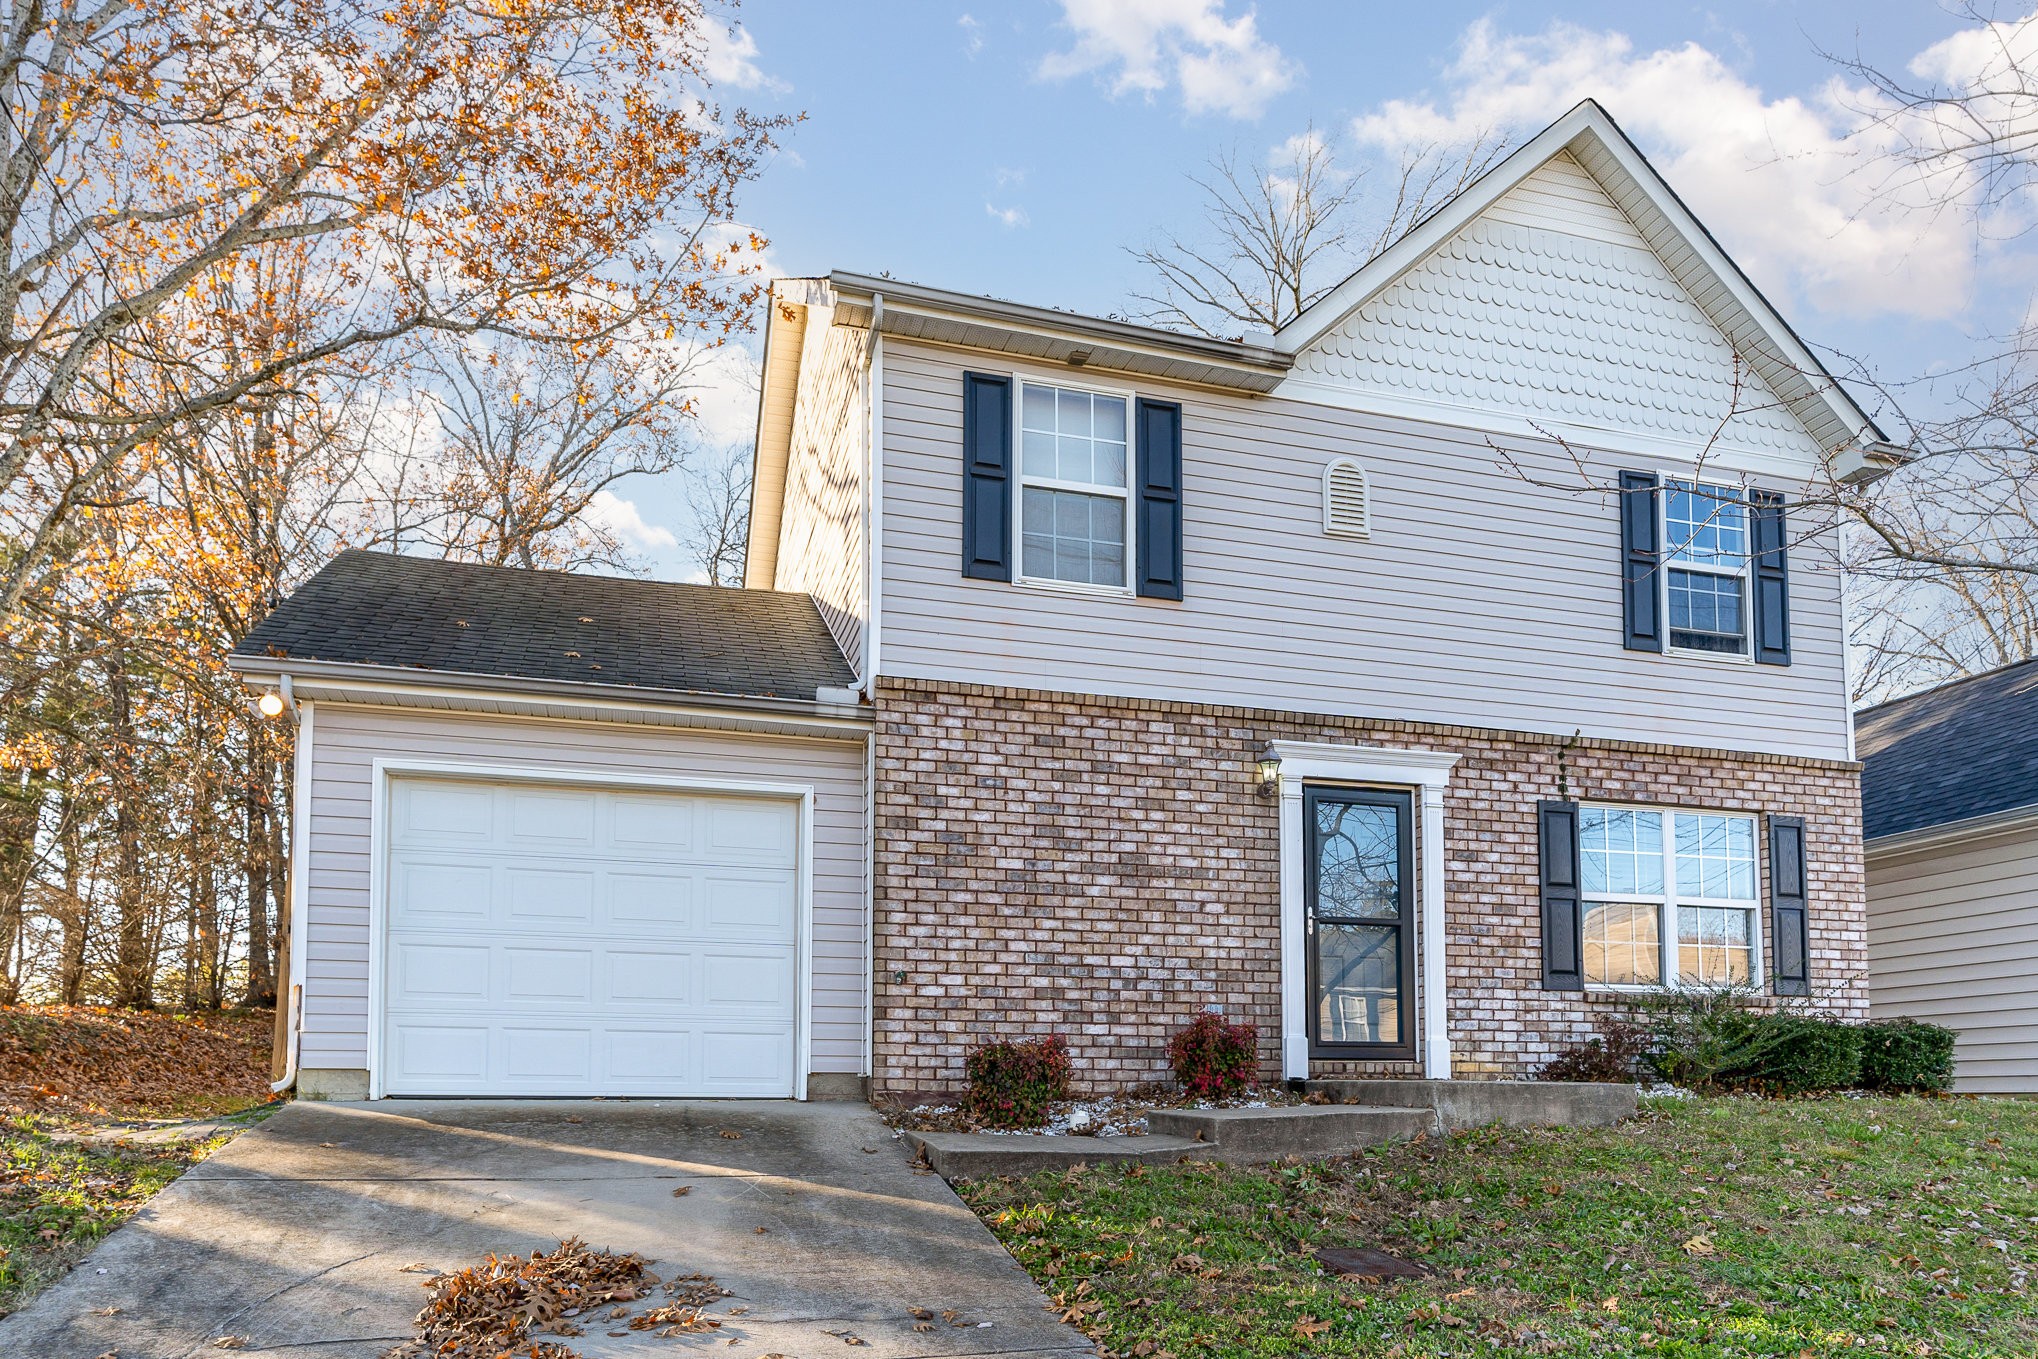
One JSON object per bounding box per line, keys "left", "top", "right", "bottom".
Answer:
{"left": 0, "top": 1005, "right": 276, "bottom": 1122}
{"left": 882, "top": 1084, "right": 1308, "bottom": 1138}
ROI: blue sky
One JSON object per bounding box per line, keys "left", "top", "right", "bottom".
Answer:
{"left": 625, "top": 2, "right": 2028, "bottom": 577}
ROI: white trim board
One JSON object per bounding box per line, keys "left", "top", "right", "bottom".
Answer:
{"left": 1267, "top": 741, "right": 1461, "bottom": 1081}
{"left": 364, "top": 757, "right": 819, "bottom": 1101}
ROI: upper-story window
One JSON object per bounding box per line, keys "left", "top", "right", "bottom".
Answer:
{"left": 1663, "top": 482, "right": 1750, "bottom": 657}
{"left": 1018, "top": 381, "right": 1131, "bottom": 589}
{"left": 1579, "top": 805, "right": 1762, "bottom": 988}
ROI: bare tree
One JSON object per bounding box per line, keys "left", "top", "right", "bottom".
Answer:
{"left": 1128, "top": 128, "right": 1507, "bottom": 336}
{"left": 684, "top": 444, "right": 753, "bottom": 587}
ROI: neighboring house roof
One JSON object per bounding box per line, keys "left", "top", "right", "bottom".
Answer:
{"left": 1856, "top": 658, "right": 2038, "bottom": 841}
{"left": 1275, "top": 100, "right": 1897, "bottom": 483}
{"left": 231, "top": 549, "right": 857, "bottom": 704}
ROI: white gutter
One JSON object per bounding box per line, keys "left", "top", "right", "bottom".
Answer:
{"left": 271, "top": 693, "right": 313, "bottom": 1095}
{"left": 860, "top": 293, "right": 883, "bottom": 1081}
{"left": 1864, "top": 802, "right": 2038, "bottom": 859}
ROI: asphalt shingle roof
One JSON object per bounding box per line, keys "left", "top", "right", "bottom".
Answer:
{"left": 233, "top": 550, "right": 856, "bottom": 703}
{"left": 1856, "top": 657, "right": 2038, "bottom": 840}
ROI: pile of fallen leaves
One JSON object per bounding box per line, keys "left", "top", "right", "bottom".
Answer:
{"left": 0, "top": 1006, "right": 274, "bottom": 1121}
{"left": 392, "top": 1239, "right": 732, "bottom": 1358}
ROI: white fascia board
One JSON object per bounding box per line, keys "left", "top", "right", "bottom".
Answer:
{"left": 1865, "top": 804, "right": 2038, "bottom": 860}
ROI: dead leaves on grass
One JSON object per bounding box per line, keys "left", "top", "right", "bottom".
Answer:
{"left": 0, "top": 1006, "right": 273, "bottom": 1120}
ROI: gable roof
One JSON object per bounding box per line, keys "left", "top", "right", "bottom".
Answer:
{"left": 1277, "top": 100, "right": 1896, "bottom": 482}
{"left": 1856, "top": 658, "right": 2038, "bottom": 841}
{"left": 231, "top": 550, "right": 857, "bottom": 704}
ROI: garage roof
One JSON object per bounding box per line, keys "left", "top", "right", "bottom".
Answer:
{"left": 233, "top": 550, "right": 857, "bottom": 703}
{"left": 1857, "top": 657, "right": 2038, "bottom": 841}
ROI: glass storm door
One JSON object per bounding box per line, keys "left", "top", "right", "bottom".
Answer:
{"left": 1305, "top": 787, "right": 1416, "bottom": 1060}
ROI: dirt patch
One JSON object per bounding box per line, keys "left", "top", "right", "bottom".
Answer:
{"left": 0, "top": 1005, "right": 275, "bottom": 1123}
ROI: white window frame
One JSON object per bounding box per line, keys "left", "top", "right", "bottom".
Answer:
{"left": 1012, "top": 376, "right": 1136, "bottom": 597}
{"left": 1661, "top": 481, "right": 1754, "bottom": 663}
{"left": 1579, "top": 802, "right": 1766, "bottom": 993}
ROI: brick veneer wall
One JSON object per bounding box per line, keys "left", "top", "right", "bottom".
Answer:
{"left": 872, "top": 677, "right": 1867, "bottom": 1098}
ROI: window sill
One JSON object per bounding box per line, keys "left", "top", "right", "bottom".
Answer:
{"left": 1664, "top": 645, "right": 1755, "bottom": 665}
{"left": 1011, "top": 575, "right": 1136, "bottom": 601}
{"left": 1585, "top": 981, "right": 1767, "bottom": 996}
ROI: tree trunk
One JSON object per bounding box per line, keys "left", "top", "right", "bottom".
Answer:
{"left": 242, "top": 756, "right": 275, "bottom": 1008}
{"left": 107, "top": 659, "right": 152, "bottom": 1009}
{"left": 56, "top": 797, "right": 87, "bottom": 1005}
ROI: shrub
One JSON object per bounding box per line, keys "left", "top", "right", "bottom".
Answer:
{"left": 1860, "top": 1017, "right": 1957, "bottom": 1093}
{"left": 1538, "top": 1014, "right": 1650, "bottom": 1083}
{"left": 1167, "top": 1011, "right": 1259, "bottom": 1098}
{"left": 963, "top": 1034, "right": 1071, "bottom": 1128}
{"left": 1727, "top": 1014, "right": 1863, "bottom": 1095}
{"left": 1637, "top": 986, "right": 1772, "bottom": 1089}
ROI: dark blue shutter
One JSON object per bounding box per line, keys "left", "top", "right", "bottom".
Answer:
{"left": 1539, "top": 801, "right": 1585, "bottom": 991}
{"left": 1769, "top": 815, "right": 1810, "bottom": 997}
{"left": 1135, "top": 397, "right": 1183, "bottom": 600}
{"left": 1619, "top": 471, "right": 1662, "bottom": 652}
{"left": 960, "top": 372, "right": 1012, "bottom": 581}
{"left": 1751, "top": 489, "right": 1791, "bottom": 666}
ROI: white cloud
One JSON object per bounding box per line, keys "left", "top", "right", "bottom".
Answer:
{"left": 677, "top": 340, "right": 763, "bottom": 448}
{"left": 1039, "top": 0, "right": 1295, "bottom": 119}
{"left": 1346, "top": 17, "right": 2017, "bottom": 322}
{"left": 587, "top": 489, "right": 679, "bottom": 553}
{"left": 985, "top": 202, "right": 1030, "bottom": 228}
{"left": 701, "top": 20, "right": 787, "bottom": 94}
{"left": 959, "top": 13, "right": 984, "bottom": 59}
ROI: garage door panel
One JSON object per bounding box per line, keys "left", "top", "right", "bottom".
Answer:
{"left": 607, "top": 951, "right": 692, "bottom": 1004}
{"left": 392, "top": 862, "right": 493, "bottom": 923}
{"left": 609, "top": 873, "right": 692, "bottom": 927}
{"left": 611, "top": 796, "right": 695, "bottom": 851}
{"left": 705, "top": 799, "right": 797, "bottom": 861}
{"left": 506, "top": 866, "right": 595, "bottom": 922}
{"left": 392, "top": 942, "right": 491, "bottom": 1002}
{"left": 383, "top": 776, "right": 801, "bottom": 1098}
{"left": 506, "top": 947, "right": 593, "bottom": 1002}
{"left": 395, "top": 784, "right": 494, "bottom": 842}
{"left": 700, "top": 872, "right": 796, "bottom": 937}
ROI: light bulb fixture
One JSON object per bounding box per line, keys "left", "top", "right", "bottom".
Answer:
{"left": 1255, "top": 749, "right": 1280, "bottom": 797}
{"left": 257, "top": 690, "right": 286, "bottom": 719}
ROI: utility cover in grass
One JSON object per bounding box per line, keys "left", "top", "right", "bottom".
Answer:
{"left": 1311, "top": 1245, "right": 1430, "bottom": 1281}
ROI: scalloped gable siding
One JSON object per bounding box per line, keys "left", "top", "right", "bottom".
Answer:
{"left": 1286, "top": 152, "right": 1820, "bottom": 461}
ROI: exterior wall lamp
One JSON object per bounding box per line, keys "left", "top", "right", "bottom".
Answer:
{"left": 257, "top": 690, "right": 286, "bottom": 719}
{"left": 1255, "top": 749, "right": 1281, "bottom": 797}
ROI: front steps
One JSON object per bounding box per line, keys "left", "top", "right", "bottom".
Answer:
{"left": 900, "top": 1079, "right": 1639, "bottom": 1180}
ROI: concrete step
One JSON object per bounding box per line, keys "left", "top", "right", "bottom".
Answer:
{"left": 1303, "top": 1078, "right": 1637, "bottom": 1130}
{"left": 903, "top": 1129, "right": 1214, "bottom": 1179}
{"left": 1146, "top": 1104, "right": 1433, "bottom": 1162}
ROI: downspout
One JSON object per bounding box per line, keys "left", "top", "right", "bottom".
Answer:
{"left": 861, "top": 293, "right": 883, "bottom": 1084}
{"left": 271, "top": 688, "right": 312, "bottom": 1095}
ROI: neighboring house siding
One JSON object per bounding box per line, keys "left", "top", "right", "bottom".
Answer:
{"left": 877, "top": 340, "right": 1852, "bottom": 761}
{"left": 774, "top": 307, "right": 870, "bottom": 675}
{"left": 1280, "top": 153, "right": 1818, "bottom": 462}
{"left": 300, "top": 703, "right": 869, "bottom": 1077}
{"left": 1867, "top": 823, "right": 2038, "bottom": 1093}
{"left": 872, "top": 676, "right": 1867, "bottom": 1095}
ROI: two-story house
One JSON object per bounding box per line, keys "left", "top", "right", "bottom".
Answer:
{"left": 233, "top": 101, "right": 1889, "bottom": 1102}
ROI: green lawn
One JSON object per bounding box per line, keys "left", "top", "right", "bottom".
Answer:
{"left": 959, "top": 1095, "right": 2038, "bottom": 1358}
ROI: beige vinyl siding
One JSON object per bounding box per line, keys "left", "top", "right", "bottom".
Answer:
{"left": 1868, "top": 823, "right": 2038, "bottom": 1092}
{"left": 773, "top": 308, "right": 870, "bottom": 675}
{"left": 877, "top": 340, "right": 1852, "bottom": 761}
{"left": 300, "top": 703, "right": 869, "bottom": 1077}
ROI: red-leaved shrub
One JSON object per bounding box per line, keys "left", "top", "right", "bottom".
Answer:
{"left": 963, "top": 1034, "right": 1072, "bottom": 1128}
{"left": 1167, "top": 1012, "right": 1258, "bottom": 1098}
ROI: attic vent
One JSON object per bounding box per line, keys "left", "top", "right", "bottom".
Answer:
{"left": 1323, "top": 458, "right": 1371, "bottom": 539}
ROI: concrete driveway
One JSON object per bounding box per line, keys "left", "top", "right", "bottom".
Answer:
{"left": 0, "top": 1100, "right": 1092, "bottom": 1359}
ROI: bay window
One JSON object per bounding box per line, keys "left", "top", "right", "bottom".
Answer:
{"left": 1579, "top": 806, "right": 1762, "bottom": 988}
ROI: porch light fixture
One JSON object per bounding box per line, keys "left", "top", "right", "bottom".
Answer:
{"left": 257, "top": 690, "right": 286, "bottom": 719}
{"left": 1255, "top": 749, "right": 1281, "bottom": 797}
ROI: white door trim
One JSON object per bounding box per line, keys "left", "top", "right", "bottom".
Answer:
{"left": 1268, "top": 741, "right": 1461, "bottom": 1082}
{"left": 366, "top": 757, "right": 817, "bottom": 1100}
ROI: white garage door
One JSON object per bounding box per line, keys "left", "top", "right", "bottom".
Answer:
{"left": 381, "top": 775, "right": 800, "bottom": 1097}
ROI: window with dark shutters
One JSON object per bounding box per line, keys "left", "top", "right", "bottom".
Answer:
{"left": 1769, "top": 815, "right": 1810, "bottom": 996}
{"left": 1619, "top": 471, "right": 1662, "bottom": 652}
{"left": 1750, "top": 490, "right": 1792, "bottom": 666}
{"left": 1135, "top": 397, "right": 1183, "bottom": 600}
{"left": 960, "top": 372, "right": 1013, "bottom": 581}
{"left": 1539, "top": 800, "right": 1585, "bottom": 991}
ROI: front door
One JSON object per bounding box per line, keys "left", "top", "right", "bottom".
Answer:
{"left": 1305, "top": 786, "right": 1416, "bottom": 1061}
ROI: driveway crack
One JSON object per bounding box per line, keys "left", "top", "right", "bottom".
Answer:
{"left": 174, "top": 1249, "right": 382, "bottom": 1359}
